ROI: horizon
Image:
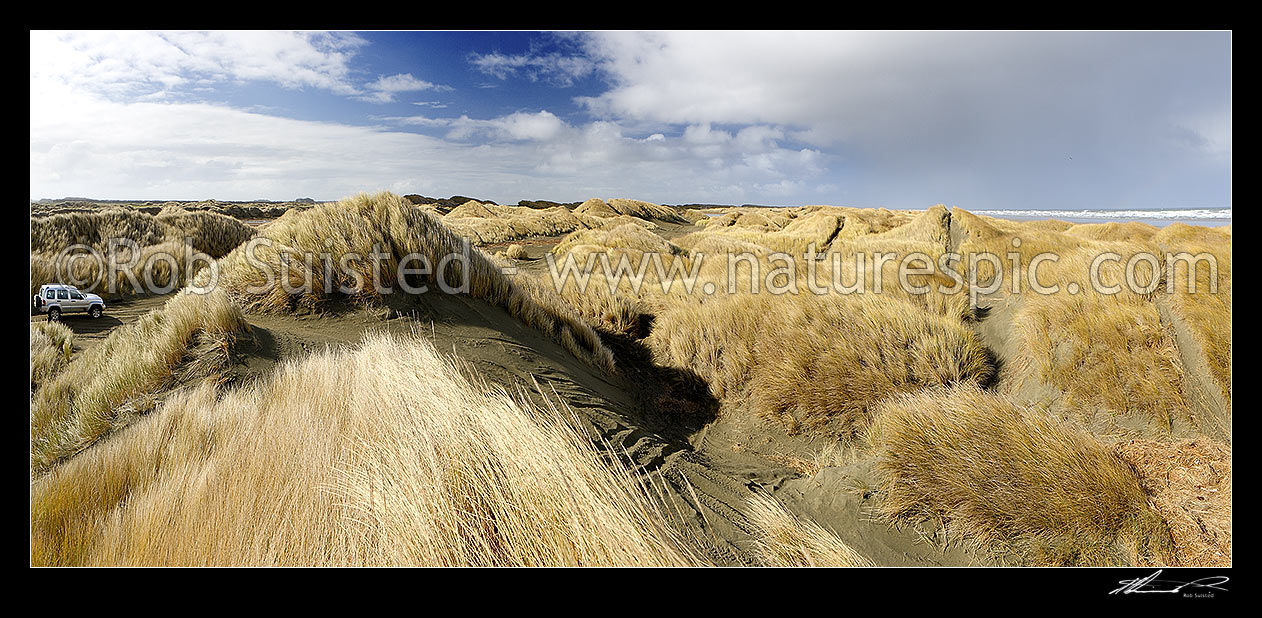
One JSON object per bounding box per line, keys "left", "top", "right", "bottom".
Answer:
{"left": 31, "top": 31, "right": 1231, "bottom": 210}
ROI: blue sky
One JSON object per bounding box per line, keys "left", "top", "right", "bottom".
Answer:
{"left": 30, "top": 31, "right": 1231, "bottom": 210}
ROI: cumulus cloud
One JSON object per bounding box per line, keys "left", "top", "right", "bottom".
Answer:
{"left": 571, "top": 31, "right": 1231, "bottom": 209}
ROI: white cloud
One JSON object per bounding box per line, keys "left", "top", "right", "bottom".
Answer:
{"left": 30, "top": 30, "right": 1228, "bottom": 209}
{"left": 387, "top": 111, "right": 566, "bottom": 141}
{"left": 571, "top": 30, "right": 1231, "bottom": 209}
{"left": 31, "top": 30, "right": 368, "bottom": 98}
{"left": 470, "top": 51, "right": 597, "bottom": 86}
{"left": 31, "top": 71, "right": 827, "bottom": 206}
{"left": 356, "top": 73, "right": 450, "bottom": 103}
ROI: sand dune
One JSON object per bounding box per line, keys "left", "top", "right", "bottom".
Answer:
{"left": 29, "top": 193, "right": 1231, "bottom": 567}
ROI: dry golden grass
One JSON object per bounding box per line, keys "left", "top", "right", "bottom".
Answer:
{"left": 30, "top": 321, "right": 75, "bottom": 390}
{"left": 679, "top": 209, "right": 710, "bottom": 223}
{"left": 744, "top": 493, "right": 873, "bottom": 567}
{"left": 1153, "top": 223, "right": 1232, "bottom": 405}
{"left": 1065, "top": 221, "right": 1159, "bottom": 242}
{"left": 576, "top": 213, "right": 660, "bottom": 231}
{"left": 605, "top": 198, "right": 688, "bottom": 223}
{"left": 1014, "top": 293, "right": 1188, "bottom": 431}
{"left": 648, "top": 293, "right": 992, "bottom": 436}
{"left": 1005, "top": 241, "right": 1198, "bottom": 432}
{"left": 504, "top": 244, "right": 528, "bottom": 260}
{"left": 209, "top": 192, "right": 614, "bottom": 372}
{"left": 685, "top": 211, "right": 840, "bottom": 256}
{"left": 552, "top": 222, "right": 682, "bottom": 258}
{"left": 555, "top": 273, "right": 650, "bottom": 337}
{"left": 30, "top": 208, "right": 256, "bottom": 297}
{"left": 574, "top": 197, "right": 620, "bottom": 218}
{"left": 443, "top": 200, "right": 585, "bottom": 244}
{"left": 1115, "top": 438, "right": 1231, "bottom": 566}
{"left": 155, "top": 209, "right": 258, "bottom": 258}
{"left": 868, "top": 385, "right": 1175, "bottom": 566}
{"left": 951, "top": 208, "right": 1088, "bottom": 285}
{"left": 31, "top": 333, "right": 704, "bottom": 566}
{"left": 31, "top": 208, "right": 169, "bottom": 253}
{"left": 30, "top": 291, "right": 251, "bottom": 476}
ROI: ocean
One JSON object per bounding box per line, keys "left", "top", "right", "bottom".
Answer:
{"left": 964, "top": 208, "right": 1232, "bottom": 228}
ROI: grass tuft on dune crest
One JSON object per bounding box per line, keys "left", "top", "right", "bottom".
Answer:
{"left": 208, "top": 191, "right": 615, "bottom": 373}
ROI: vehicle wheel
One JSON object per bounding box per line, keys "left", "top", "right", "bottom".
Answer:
{"left": 90, "top": 306, "right": 103, "bottom": 319}
{"left": 48, "top": 308, "right": 61, "bottom": 322}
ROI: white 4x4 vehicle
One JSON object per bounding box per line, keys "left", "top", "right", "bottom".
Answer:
{"left": 33, "top": 284, "right": 106, "bottom": 321}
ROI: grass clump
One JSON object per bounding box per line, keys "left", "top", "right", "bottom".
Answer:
{"left": 30, "top": 321, "right": 75, "bottom": 390}
{"left": 30, "top": 290, "right": 252, "bottom": 475}
{"left": 867, "top": 385, "right": 1176, "bottom": 566}
{"left": 504, "top": 244, "right": 528, "bottom": 259}
{"left": 648, "top": 293, "right": 993, "bottom": 436}
{"left": 745, "top": 493, "right": 873, "bottom": 567}
{"left": 443, "top": 200, "right": 585, "bottom": 244}
{"left": 211, "top": 192, "right": 614, "bottom": 372}
{"left": 30, "top": 208, "right": 256, "bottom": 297}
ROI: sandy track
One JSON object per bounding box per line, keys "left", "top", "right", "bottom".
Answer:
{"left": 31, "top": 293, "right": 173, "bottom": 353}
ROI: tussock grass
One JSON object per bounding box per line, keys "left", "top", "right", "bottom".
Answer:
{"left": 745, "top": 493, "right": 874, "bottom": 567}
{"left": 552, "top": 223, "right": 682, "bottom": 258}
{"left": 1014, "top": 292, "right": 1188, "bottom": 430}
{"left": 576, "top": 213, "right": 660, "bottom": 230}
{"left": 31, "top": 208, "right": 169, "bottom": 253}
{"left": 574, "top": 197, "right": 620, "bottom": 218}
{"left": 1008, "top": 242, "right": 1194, "bottom": 431}
{"left": 870, "top": 204, "right": 951, "bottom": 245}
{"left": 685, "top": 211, "right": 841, "bottom": 256}
{"left": 504, "top": 244, "right": 528, "bottom": 260}
{"left": 648, "top": 293, "right": 992, "bottom": 435}
{"left": 155, "top": 209, "right": 257, "bottom": 258}
{"left": 1065, "top": 221, "right": 1159, "bottom": 242}
{"left": 868, "top": 385, "right": 1175, "bottom": 566}
{"left": 31, "top": 333, "right": 704, "bottom": 566}
{"left": 605, "top": 198, "right": 688, "bottom": 224}
{"left": 30, "top": 291, "right": 251, "bottom": 475}
{"left": 1153, "top": 224, "right": 1232, "bottom": 404}
{"left": 30, "top": 208, "right": 255, "bottom": 297}
{"left": 211, "top": 192, "right": 614, "bottom": 372}
{"left": 30, "top": 321, "right": 75, "bottom": 390}
{"left": 952, "top": 208, "right": 1088, "bottom": 285}
{"left": 555, "top": 274, "right": 651, "bottom": 337}
{"left": 443, "top": 200, "right": 585, "bottom": 244}
{"left": 679, "top": 209, "right": 710, "bottom": 223}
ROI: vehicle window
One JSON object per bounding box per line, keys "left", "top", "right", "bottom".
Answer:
{"left": 57, "top": 290, "right": 68, "bottom": 300}
{"left": 45, "top": 290, "right": 55, "bottom": 299}
{"left": 71, "top": 292, "right": 84, "bottom": 300}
